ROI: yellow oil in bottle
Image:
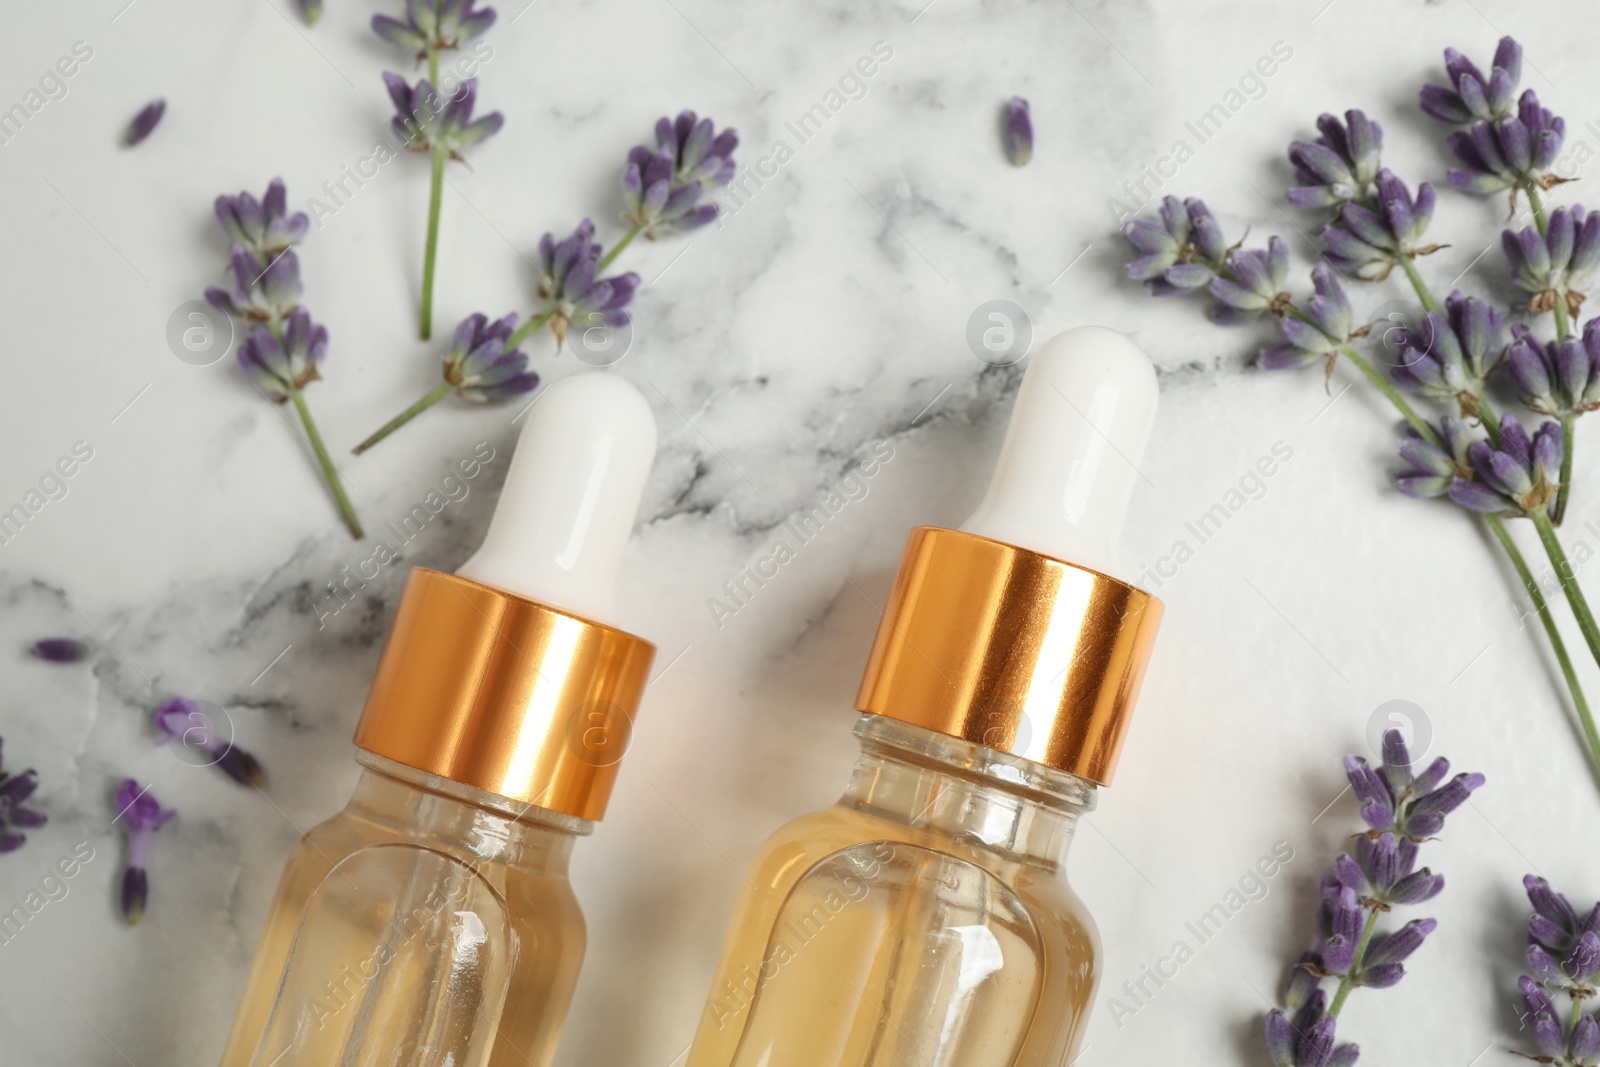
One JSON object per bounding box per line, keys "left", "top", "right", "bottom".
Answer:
{"left": 218, "top": 753, "right": 588, "bottom": 1067}
{"left": 686, "top": 715, "right": 1100, "bottom": 1067}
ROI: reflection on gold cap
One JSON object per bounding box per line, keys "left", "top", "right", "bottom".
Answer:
{"left": 855, "top": 527, "right": 1162, "bottom": 785}
{"left": 353, "top": 568, "right": 655, "bottom": 821}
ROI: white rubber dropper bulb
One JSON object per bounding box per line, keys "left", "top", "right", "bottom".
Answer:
{"left": 961, "top": 326, "right": 1159, "bottom": 580}
{"left": 456, "top": 372, "right": 657, "bottom": 627}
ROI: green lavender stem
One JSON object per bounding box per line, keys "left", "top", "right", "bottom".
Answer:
{"left": 1491, "top": 514, "right": 1600, "bottom": 777}
{"left": 1526, "top": 181, "right": 1550, "bottom": 237}
{"left": 1533, "top": 512, "right": 1600, "bottom": 667}
{"left": 352, "top": 382, "right": 453, "bottom": 455}
{"left": 419, "top": 143, "right": 447, "bottom": 340}
{"left": 290, "top": 388, "right": 364, "bottom": 538}
{"left": 506, "top": 309, "right": 554, "bottom": 350}
{"left": 597, "top": 224, "right": 643, "bottom": 273}
{"left": 1398, "top": 257, "right": 1440, "bottom": 313}
{"left": 1557, "top": 412, "right": 1577, "bottom": 526}
{"left": 1339, "top": 344, "right": 1440, "bottom": 445}
{"left": 1326, "top": 908, "right": 1381, "bottom": 1018}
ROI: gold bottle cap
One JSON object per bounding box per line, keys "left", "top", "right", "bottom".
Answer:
{"left": 854, "top": 527, "right": 1162, "bottom": 785}
{"left": 353, "top": 567, "right": 655, "bottom": 821}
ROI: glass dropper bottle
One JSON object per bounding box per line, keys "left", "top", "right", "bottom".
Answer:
{"left": 685, "top": 326, "right": 1167, "bottom": 1067}
{"left": 217, "top": 371, "right": 659, "bottom": 1067}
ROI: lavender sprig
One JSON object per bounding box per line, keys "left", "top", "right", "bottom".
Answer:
{"left": 1116, "top": 35, "right": 1600, "bottom": 790}
{"left": 352, "top": 311, "right": 538, "bottom": 454}
{"left": 204, "top": 179, "right": 363, "bottom": 539}
{"left": 1263, "top": 731, "right": 1479, "bottom": 1065}
{"left": 374, "top": 0, "right": 502, "bottom": 340}
{"left": 1515, "top": 877, "right": 1600, "bottom": 1065}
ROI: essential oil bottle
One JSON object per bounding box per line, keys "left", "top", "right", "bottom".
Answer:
{"left": 218, "top": 372, "right": 658, "bottom": 1067}
{"left": 685, "top": 327, "right": 1166, "bottom": 1067}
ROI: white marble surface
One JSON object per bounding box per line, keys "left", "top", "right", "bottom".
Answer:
{"left": 2, "top": 0, "right": 1598, "bottom": 1063}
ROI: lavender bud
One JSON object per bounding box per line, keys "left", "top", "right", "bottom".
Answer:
{"left": 1002, "top": 97, "right": 1032, "bottom": 166}
{"left": 123, "top": 99, "right": 165, "bottom": 146}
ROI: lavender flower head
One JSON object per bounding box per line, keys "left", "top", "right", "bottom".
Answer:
{"left": 1395, "top": 417, "right": 1479, "bottom": 501}
{"left": 1321, "top": 169, "right": 1438, "bottom": 280}
{"left": 1420, "top": 37, "right": 1523, "bottom": 124}
{"left": 1260, "top": 263, "right": 1353, "bottom": 371}
{"left": 206, "top": 244, "right": 303, "bottom": 326}
{"left": 1447, "top": 89, "right": 1566, "bottom": 197}
{"left": 237, "top": 308, "right": 327, "bottom": 403}
{"left": 1207, "top": 235, "right": 1291, "bottom": 323}
{"left": 123, "top": 99, "right": 165, "bottom": 147}
{"left": 215, "top": 178, "right": 310, "bottom": 259}
{"left": 1123, "top": 196, "right": 1230, "bottom": 295}
{"left": 1523, "top": 876, "right": 1600, "bottom": 992}
{"left": 373, "top": 0, "right": 496, "bottom": 54}
{"left": 442, "top": 313, "right": 538, "bottom": 401}
{"left": 384, "top": 75, "right": 503, "bottom": 158}
{"left": 1503, "top": 205, "right": 1600, "bottom": 316}
{"left": 153, "top": 698, "right": 266, "bottom": 788}
{"left": 1264, "top": 990, "right": 1356, "bottom": 1067}
{"left": 1506, "top": 322, "right": 1600, "bottom": 417}
{"left": 1519, "top": 976, "right": 1600, "bottom": 1063}
{"left": 30, "top": 637, "right": 92, "bottom": 663}
{"left": 1263, "top": 731, "right": 1477, "bottom": 1067}
{"left": 534, "top": 219, "right": 640, "bottom": 346}
{"left": 0, "top": 740, "right": 46, "bottom": 853}
{"left": 116, "top": 779, "right": 174, "bottom": 925}
{"left": 1344, "top": 728, "right": 1485, "bottom": 838}
{"left": 1390, "top": 291, "right": 1503, "bottom": 411}
{"left": 1002, "top": 96, "right": 1032, "bottom": 166}
{"left": 1287, "top": 110, "right": 1383, "bottom": 209}
{"left": 1449, "top": 413, "right": 1563, "bottom": 517}
{"left": 622, "top": 110, "right": 738, "bottom": 237}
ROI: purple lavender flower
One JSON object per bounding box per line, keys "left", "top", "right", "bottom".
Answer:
{"left": 1342, "top": 728, "right": 1486, "bottom": 837}
{"left": 1390, "top": 292, "right": 1503, "bottom": 411}
{"left": 1446, "top": 89, "right": 1566, "bottom": 197}
{"left": 1519, "top": 975, "right": 1600, "bottom": 1061}
{"left": 214, "top": 178, "right": 310, "bottom": 259}
{"left": 1449, "top": 414, "right": 1563, "bottom": 517}
{"left": 534, "top": 219, "right": 640, "bottom": 346}
{"left": 443, "top": 312, "right": 538, "bottom": 402}
{"left": 1123, "top": 196, "right": 1230, "bottom": 295}
{"left": 237, "top": 309, "right": 327, "bottom": 404}
{"left": 373, "top": 0, "right": 496, "bottom": 55}
{"left": 1264, "top": 991, "right": 1357, "bottom": 1067}
{"left": 1320, "top": 169, "right": 1438, "bottom": 280}
{"left": 123, "top": 99, "right": 165, "bottom": 147}
{"left": 29, "top": 638, "right": 92, "bottom": 663}
{"left": 1209, "top": 236, "right": 1291, "bottom": 323}
{"left": 1265, "top": 732, "right": 1475, "bottom": 1067}
{"left": 1395, "top": 417, "right": 1479, "bottom": 501}
{"left": 622, "top": 110, "right": 738, "bottom": 237}
{"left": 1002, "top": 97, "right": 1032, "bottom": 166}
{"left": 1287, "top": 110, "right": 1383, "bottom": 209}
{"left": 1502, "top": 206, "right": 1600, "bottom": 315}
{"left": 115, "top": 779, "right": 174, "bottom": 925}
{"left": 1506, "top": 322, "right": 1600, "bottom": 417}
{"left": 206, "top": 245, "right": 303, "bottom": 326}
{"left": 1260, "top": 263, "right": 1353, "bottom": 370}
{"left": 153, "top": 698, "right": 266, "bottom": 789}
{"left": 1330, "top": 833, "right": 1445, "bottom": 909}
{"left": 384, "top": 75, "right": 503, "bottom": 158}
{"left": 1420, "top": 37, "right": 1522, "bottom": 124}
{"left": 0, "top": 740, "right": 46, "bottom": 853}
{"left": 1523, "top": 875, "right": 1600, "bottom": 990}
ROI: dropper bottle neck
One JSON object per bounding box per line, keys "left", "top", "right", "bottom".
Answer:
{"left": 841, "top": 715, "right": 1095, "bottom": 869}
